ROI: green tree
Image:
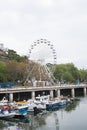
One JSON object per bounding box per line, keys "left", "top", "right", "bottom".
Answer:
{"left": 6, "top": 61, "right": 27, "bottom": 82}
{"left": 0, "top": 61, "right": 7, "bottom": 82}
{"left": 66, "top": 63, "right": 79, "bottom": 81}
{"left": 6, "top": 49, "right": 28, "bottom": 62}
{"left": 79, "top": 69, "right": 87, "bottom": 82}
{"left": 54, "top": 63, "right": 80, "bottom": 83}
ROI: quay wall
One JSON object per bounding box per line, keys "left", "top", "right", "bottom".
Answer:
{"left": 0, "top": 84, "right": 87, "bottom": 102}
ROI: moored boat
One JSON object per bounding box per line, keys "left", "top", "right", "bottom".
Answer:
{"left": 46, "top": 100, "right": 60, "bottom": 111}
{"left": 46, "top": 97, "right": 67, "bottom": 111}
{"left": 0, "top": 97, "right": 8, "bottom": 106}
{"left": 14, "top": 101, "right": 29, "bottom": 116}
{"left": 0, "top": 105, "right": 16, "bottom": 118}
{"left": 55, "top": 97, "right": 67, "bottom": 107}
{"left": 34, "top": 95, "right": 50, "bottom": 110}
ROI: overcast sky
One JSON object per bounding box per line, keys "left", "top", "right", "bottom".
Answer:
{"left": 0, "top": 0, "right": 87, "bottom": 69}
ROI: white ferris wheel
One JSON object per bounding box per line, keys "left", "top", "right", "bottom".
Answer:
{"left": 27, "top": 39, "right": 57, "bottom": 84}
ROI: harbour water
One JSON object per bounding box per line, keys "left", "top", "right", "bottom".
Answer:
{"left": 0, "top": 96, "right": 87, "bottom": 130}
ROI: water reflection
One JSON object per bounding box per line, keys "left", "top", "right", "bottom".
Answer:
{"left": 54, "top": 112, "right": 59, "bottom": 130}
{"left": 0, "top": 99, "right": 82, "bottom": 130}
{"left": 0, "top": 117, "right": 29, "bottom": 130}
{"left": 65, "top": 100, "right": 80, "bottom": 112}
{"left": 0, "top": 112, "right": 48, "bottom": 130}
{"left": 28, "top": 111, "right": 49, "bottom": 130}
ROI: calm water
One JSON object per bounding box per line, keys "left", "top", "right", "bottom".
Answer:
{"left": 0, "top": 96, "right": 87, "bottom": 130}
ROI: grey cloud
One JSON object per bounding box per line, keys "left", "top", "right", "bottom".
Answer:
{"left": 0, "top": 0, "right": 87, "bottom": 69}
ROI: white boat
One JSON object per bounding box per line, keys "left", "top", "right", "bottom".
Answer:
{"left": 34, "top": 95, "right": 50, "bottom": 110}
{"left": 34, "top": 95, "right": 50, "bottom": 104}
{"left": 27, "top": 95, "right": 50, "bottom": 111}
{"left": 0, "top": 97, "right": 8, "bottom": 106}
{"left": 27, "top": 99, "right": 37, "bottom": 112}
{"left": 0, "top": 105, "right": 16, "bottom": 118}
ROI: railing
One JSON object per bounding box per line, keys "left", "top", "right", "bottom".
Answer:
{"left": 0, "top": 84, "right": 87, "bottom": 94}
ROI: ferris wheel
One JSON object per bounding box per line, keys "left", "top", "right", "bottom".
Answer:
{"left": 27, "top": 39, "right": 57, "bottom": 84}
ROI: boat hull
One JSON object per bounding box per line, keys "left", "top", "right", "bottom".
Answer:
{"left": 0, "top": 111, "right": 16, "bottom": 118}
